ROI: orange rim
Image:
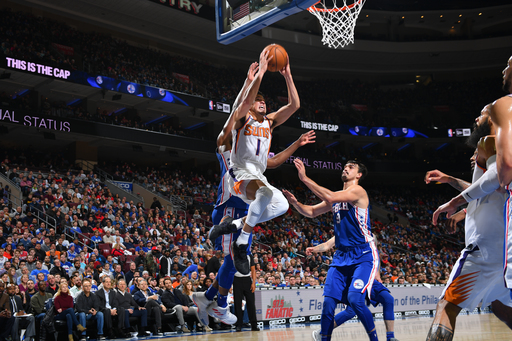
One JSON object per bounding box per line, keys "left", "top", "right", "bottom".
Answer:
{"left": 308, "top": 0, "right": 363, "bottom": 13}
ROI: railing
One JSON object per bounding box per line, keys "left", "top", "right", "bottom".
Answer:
{"left": 0, "top": 173, "right": 23, "bottom": 207}
{"left": 170, "top": 195, "right": 187, "bottom": 212}
{"left": 64, "top": 227, "right": 94, "bottom": 252}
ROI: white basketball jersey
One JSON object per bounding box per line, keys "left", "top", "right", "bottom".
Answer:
{"left": 465, "top": 156, "right": 507, "bottom": 263}
{"left": 230, "top": 115, "right": 272, "bottom": 174}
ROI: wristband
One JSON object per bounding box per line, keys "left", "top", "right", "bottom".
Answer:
{"left": 463, "top": 208, "right": 467, "bottom": 214}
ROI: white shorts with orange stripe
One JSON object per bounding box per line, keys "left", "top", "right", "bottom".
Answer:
{"left": 504, "top": 187, "right": 512, "bottom": 288}
{"left": 227, "top": 167, "right": 278, "bottom": 204}
{"left": 441, "top": 245, "right": 512, "bottom": 310}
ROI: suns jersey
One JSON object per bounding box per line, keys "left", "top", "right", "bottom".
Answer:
{"left": 230, "top": 115, "right": 272, "bottom": 174}
{"left": 332, "top": 201, "right": 373, "bottom": 248}
{"left": 465, "top": 156, "right": 507, "bottom": 263}
{"left": 215, "top": 149, "right": 249, "bottom": 210}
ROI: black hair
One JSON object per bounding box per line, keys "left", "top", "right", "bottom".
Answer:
{"left": 345, "top": 160, "right": 368, "bottom": 182}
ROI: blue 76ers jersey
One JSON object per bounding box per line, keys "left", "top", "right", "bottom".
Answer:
{"left": 332, "top": 201, "right": 373, "bottom": 248}
{"left": 215, "top": 149, "right": 249, "bottom": 210}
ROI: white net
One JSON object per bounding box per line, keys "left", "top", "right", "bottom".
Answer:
{"left": 308, "top": 0, "right": 366, "bottom": 49}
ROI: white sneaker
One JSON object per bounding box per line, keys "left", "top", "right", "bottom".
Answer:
{"left": 206, "top": 301, "right": 237, "bottom": 325}
{"left": 192, "top": 292, "right": 212, "bottom": 327}
{"left": 312, "top": 329, "right": 321, "bottom": 341}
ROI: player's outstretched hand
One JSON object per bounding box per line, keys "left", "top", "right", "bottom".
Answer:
{"left": 294, "top": 159, "right": 307, "bottom": 180}
{"left": 279, "top": 56, "right": 291, "bottom": 77}
{"left": 299, "top": 130, "right": 316, "bottom": 146}
{"left": 259, "top": 49, "right": 272, "bottom": 74}
{"left": 425, "top": 169, "right": 449, "bottom": 184}
{"left": 305, "top": 247, "right": 315, "bottom": 256}
{"left": 247, "top": 62, "right": 259, "bottom": 82}
{"left": 432, "top": 199, "right": 458, "bottom": 226}
{"left": 283, "top": 189, "right": 298, "bottom": 205}
{"left": 444, "top": 209, "right": 466, "bottom": 234}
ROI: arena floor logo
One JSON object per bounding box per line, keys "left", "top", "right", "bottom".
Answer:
{"left": 265, "top": 295, "right": 294, "bottom": 319}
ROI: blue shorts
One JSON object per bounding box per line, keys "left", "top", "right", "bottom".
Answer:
{"left": 368, "top": 280, "right": 391, "bottom": 307}
{"left": 323, "top": 246, "right": 377, "bottom": 303}
{"left": 213, "top": 204, "right": 248, "bottom": 254}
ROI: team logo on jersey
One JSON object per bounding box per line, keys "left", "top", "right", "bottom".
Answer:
{"left": 353, "top": 279, "right": 364, "bottom": 289}
{"left": 334, "top": 202, "right": 349, "bottom": 212}
{"left": 244, "top": 125, "right": 270, "bottom": 138}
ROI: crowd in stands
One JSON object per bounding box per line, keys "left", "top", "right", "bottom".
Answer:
{"left": 0, "top": 141, "right": 466, "bottom": 340}
{"left": 0, "top": 7, "right": 506, "bottom": 134}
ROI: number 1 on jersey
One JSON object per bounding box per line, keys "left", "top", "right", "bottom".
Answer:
{"left": 256, "top": 139, "right": 261, "bottom": 156}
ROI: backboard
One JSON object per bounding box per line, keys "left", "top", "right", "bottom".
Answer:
{"left": 216, "top": 0, "right": 319, "bottom": 44}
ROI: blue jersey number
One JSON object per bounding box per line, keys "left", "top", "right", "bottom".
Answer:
{"left": 256, "top": 139, "right": 261, "bottom": 156}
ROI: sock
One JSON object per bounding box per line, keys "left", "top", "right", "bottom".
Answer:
{"left": 368, "top": 329, "right": 378, "bottom": 341}
{"left": 236, "top": 230, "right": 250, "bottom": 246}
{"left": 217, "top": 294, "right": 228, "bottom": 308}
{"left": 386, "top": 331, "right": 395, "bottom": 341}
{"left": 205, "top": 284, "right": 218, "bottom": 301}
{"left": 233, "top": 218, "right": 243, "bottom": 230}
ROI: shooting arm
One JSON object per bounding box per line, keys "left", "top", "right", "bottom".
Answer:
{"left": 266, "top": 73, "right": 300, "bottom": 128}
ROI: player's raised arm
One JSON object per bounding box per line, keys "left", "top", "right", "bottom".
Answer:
{"left": 217, "top": 62, "right": 259, "bottom": 147}
{"left": 266, "top": 59, "right": 300, "bottom": 129}
{"left": 294, "top": 159, "right": 364, "bottom": 205}
{"left": 424, "top": 169, "right": 471, "bottom": 192}
{"left": 267, "top": 130, "right": 315, "bottom": 169}
{"left": 233, "top": 50, "right": 271, "bottom": 124}
{"left": 490, "top": 96, "right": 512, "bottom": 187}
{"left": 283, "top": 190, "right": 331, "bottom": 218}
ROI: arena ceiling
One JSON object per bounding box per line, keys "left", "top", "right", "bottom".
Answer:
{"left": 6, "top": 0, "right": 512, "bottom": 78}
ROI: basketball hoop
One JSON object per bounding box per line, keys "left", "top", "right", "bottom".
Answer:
{"left": 308, "top": 0, "right": 366, "bottom": 49}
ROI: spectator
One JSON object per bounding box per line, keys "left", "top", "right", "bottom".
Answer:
{"left": 54, "top": 278, "right": 87, "bottom": 341}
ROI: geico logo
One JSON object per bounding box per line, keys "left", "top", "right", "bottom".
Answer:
{"left": 269, "top": 325, "right": 287, "bottom": 330}
{"left": 418, "top": 310, "right": 430, "bottom": 315}
{"left": 374, "top": 313, "right": 383, "bottom": 318}
{"left": 404, "top": 311, "right": 417, "bottom": 316}
{"left": 269, "top": 319, "right": 287, "bottom": 325}
{"left": 291, "top": 324, "right": 306, "bottom": 329}
{"left": 257, "top": 322, "right": 264, "bottom": 328}
{"left": 394, "top": 312, "right": 403, "bottom": 317}
{"left": 309, "top": 315, "right": 321, "bottom": 321}
{"left": 289, "top": 317, "right": 305, "bottom": 323}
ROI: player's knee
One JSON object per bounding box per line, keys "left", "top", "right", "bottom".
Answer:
{"left": 347, "top": 292, "right": 365, "bottom": 310}
{"left": 274, "top": 190, "right": 289, "bottom": 215}
{"left": 256, "top": 186, "right": 273, "bottom": 202}
{"left": 381, "top": 292, "right": 394, "bottom": 307}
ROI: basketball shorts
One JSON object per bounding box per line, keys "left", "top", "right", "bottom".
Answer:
{"left": 324, "top": 250, "right": 377, "bottom": 304}
{"left": 505, "top": 187, "right": 512, "bottom": 288}
{"left": 227, "top": 167, "right": 280, "bottom": 204}
{"left": 212, "top": 204, "right": 249, "bottom": 255}
{"left": 368, "top": 280, "right": 391, "bottom": 307}
{"left": 441, "top": 245, "right": 512, "bottom": 310}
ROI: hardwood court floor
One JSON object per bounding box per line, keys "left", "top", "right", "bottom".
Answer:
{"left": 156, "top": 313, "right": 510, "bottom": 340}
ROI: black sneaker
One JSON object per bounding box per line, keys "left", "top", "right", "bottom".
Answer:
{"left": 98, "top": 336, "right": 106, "bottom": 341}
{"left": 208, "top": 216, "right": 237, "bottom": 241}
{"left": 231, "top": 242, "right": 249, "bottom": 275}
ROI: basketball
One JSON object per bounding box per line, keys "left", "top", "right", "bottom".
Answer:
{"left": 263, "top": 44, "right": 288, "bottom": 72}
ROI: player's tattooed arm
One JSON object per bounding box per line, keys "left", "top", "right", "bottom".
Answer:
{"left": 426, "top": 324, "right": 454, "bottom": 341}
